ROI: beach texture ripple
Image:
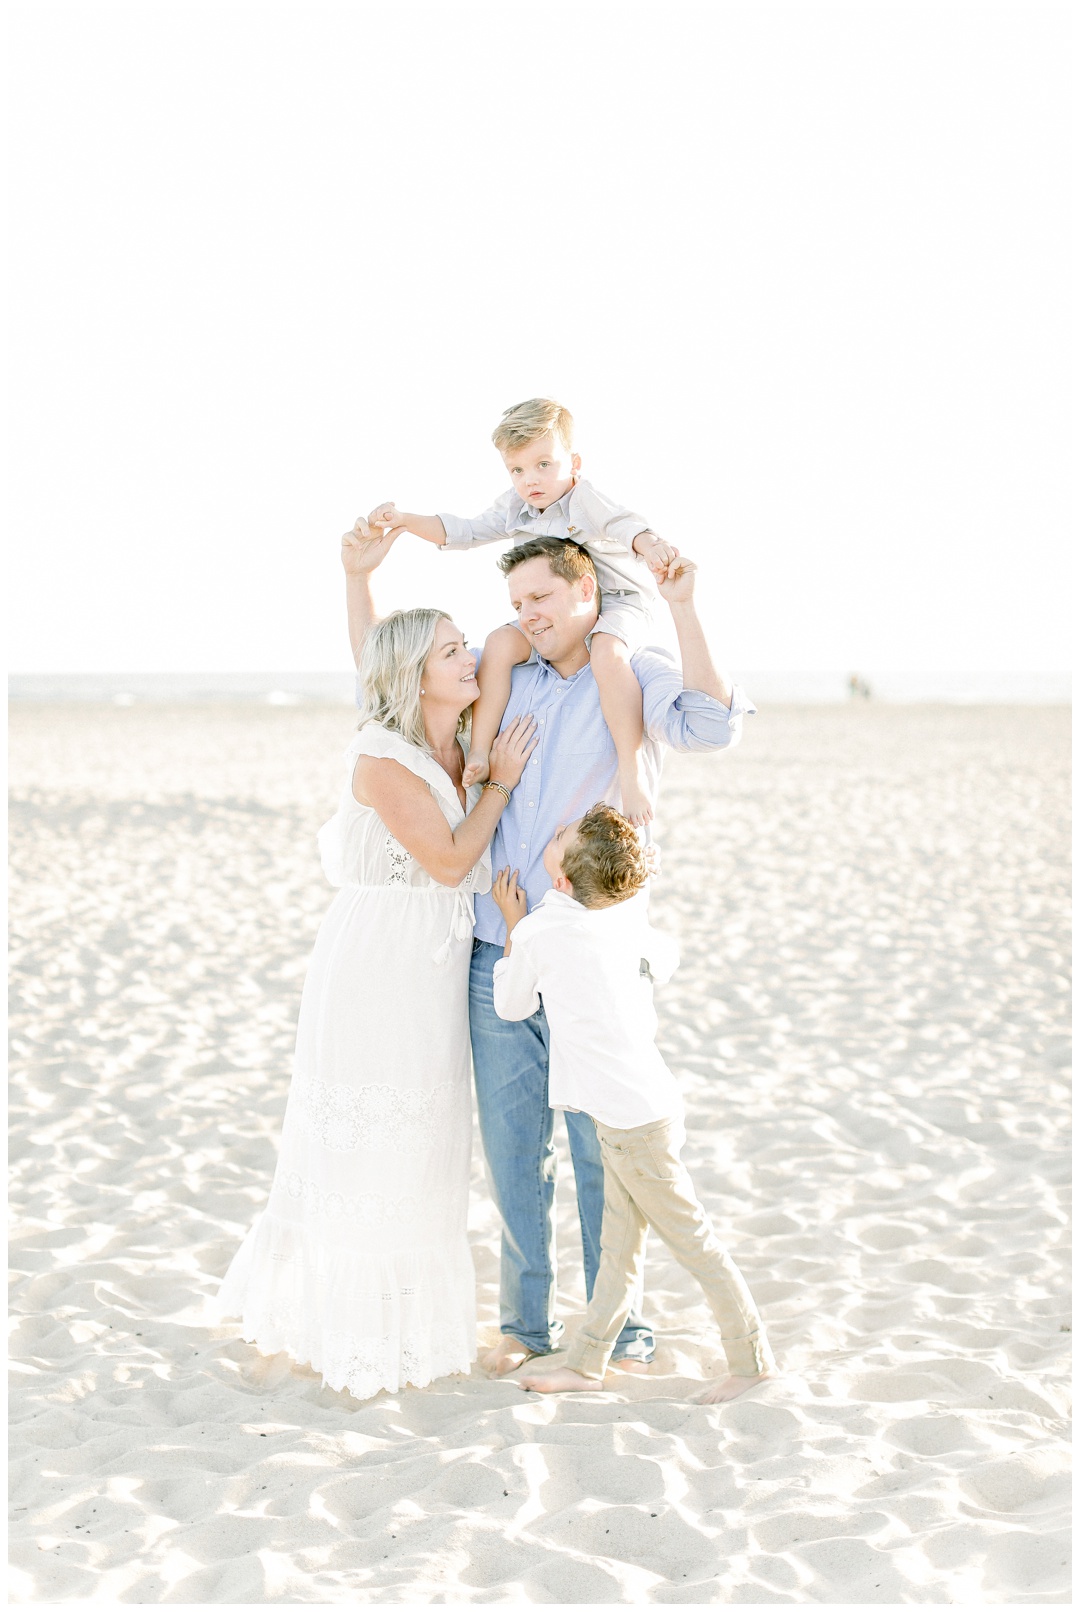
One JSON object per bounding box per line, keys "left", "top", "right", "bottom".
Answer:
{"left": 9, "top": 701, "right": 1071, "bottom": 1604}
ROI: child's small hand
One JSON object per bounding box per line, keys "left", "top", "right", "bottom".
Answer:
{"left": 643, "top": 538, "right": 680, "bottom": 574}
{"left": 492, "top": 867, "right": 528, "bottom": 929}
{"left": 368, "top": 501, "right": 401, "bottom": 532}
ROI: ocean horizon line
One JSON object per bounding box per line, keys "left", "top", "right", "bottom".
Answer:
{"left": 7, "top": 670, "right": 1072, "bottom": 706}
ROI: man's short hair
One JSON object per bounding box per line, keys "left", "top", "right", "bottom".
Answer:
{"left": 492, "top": 398, "right": 575, "bottom": 454}
{"left": 497, "top": 535, "right": 598, "bottom": 587}
{"left": 562, "top": 803, "right": 648, "bottom": 909}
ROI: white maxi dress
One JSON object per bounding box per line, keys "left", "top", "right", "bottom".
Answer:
{"left": 217, "top": 722, "right": 488, "bottom": 1399}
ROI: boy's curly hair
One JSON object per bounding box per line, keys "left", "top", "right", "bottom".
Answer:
{"left": 562, "top": 803, "right": 647, "bottom": 909}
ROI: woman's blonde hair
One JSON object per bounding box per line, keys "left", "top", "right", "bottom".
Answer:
{"left": 356, "top": 608, "right": 469, "bottom": 751}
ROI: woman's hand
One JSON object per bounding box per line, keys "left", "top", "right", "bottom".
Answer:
{"left": 488, "top": 714, "right": 538, "bottom": 791}
{"left": 341, "top": 516, "right": 400, "bottom": 575}
{"left": 492, "top": 867, "right": 528, "bottom": 933}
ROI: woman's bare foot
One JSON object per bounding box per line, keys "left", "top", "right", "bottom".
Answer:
{"left": 480, "top": 1335, "right": 539, "bottom": 1377}
{"left": 462, "top": 747, "right": 491, "bottom": 788}
{"left": 618, "top": 760, "right": 654, "bottom": 827}
{"left": 695, "top": 1370, "right": 772, "bottom": 1404}
{"left": 609, "top": 1356, "right": 651, "bottom": 1375}
{"left": 518, "top": 1367, "right": 606, "bottom": 1394}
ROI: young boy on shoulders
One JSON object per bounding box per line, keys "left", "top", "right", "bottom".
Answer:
{"left": 490, "top": 804, "right": 775, "bottom": 1402}
{"left": 369, "top": 397, "right": 678, "bottom": 825}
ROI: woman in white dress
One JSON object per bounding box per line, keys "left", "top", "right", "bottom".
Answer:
{"left": 217, "top": 522, "right": 536, "bottom": 1399}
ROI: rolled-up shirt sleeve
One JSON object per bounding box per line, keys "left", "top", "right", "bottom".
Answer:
{"left": 492, "top": 944, "right": 542, "bottom": 1021}
{"left": 636, "top": 649, "right": 756, "bottom": 753}
{"left": 438, "top": 493, "right": 514, "bottom": 550}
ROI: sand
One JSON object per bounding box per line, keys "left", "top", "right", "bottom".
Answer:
{"left": 8, "top": 699, "right": 1071, "bottom": 1605}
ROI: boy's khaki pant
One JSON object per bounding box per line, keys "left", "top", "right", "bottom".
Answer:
{"left": 566, "top": 1114, "right": 774, "bottom": 1381}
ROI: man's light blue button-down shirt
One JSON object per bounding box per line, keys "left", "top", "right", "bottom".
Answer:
{"left": 474, "top": 649, "right": 755, "bottom": 946}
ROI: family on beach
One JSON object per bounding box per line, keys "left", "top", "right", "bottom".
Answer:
{"left": 217, "top": 399, "right": 774, "bottom": 1404}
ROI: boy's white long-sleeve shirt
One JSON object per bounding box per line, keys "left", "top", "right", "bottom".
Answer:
{"left": 491, "top": 889, "right": 683, "bottom": 1129}
{"left": 438, "top": 479, "right": 658, "bottom": 607}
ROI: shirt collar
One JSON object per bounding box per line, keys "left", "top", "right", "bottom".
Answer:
{"left": 510, "top": 485, "right": 574, "bottom": 526}
{"left": 537, "top": 887, "right": 648, "bottom": 929}
{"left": 538, "top": 888, "right": 581, "bottom": 912}
{"left": 529, "top": 651, "right": 593, "bottom": 683}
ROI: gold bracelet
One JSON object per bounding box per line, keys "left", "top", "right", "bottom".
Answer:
{"left": 483, "top": 780, "right": 511, "bottom": 806}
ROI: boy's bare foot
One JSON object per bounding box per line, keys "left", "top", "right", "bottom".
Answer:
{"left": 619, "top": 761, "right": 654, "bottom": 827}
{"left": 518, "top": 1367, "right": 606, "bottom": 1394}
{"left": 462, "top": 748, "right": 491, "bottom": 788}
{"left": 480, "top": 1335, "right": 539, "bottom": 1376}
{"left": 609, "top": 1357, "right": 651, "bottom": 1375}
{"left": 695, "top": 1370, "right": 772, "bottom": 1404}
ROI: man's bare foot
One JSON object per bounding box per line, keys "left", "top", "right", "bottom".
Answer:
{"left": 609, "top": 1356, "right": 651, "bottom": 1375}
{"left": 695, "top": 1370, "right": 772, "bottom": 1404}
{"left": 480, "top": 1335, "right": 539, "bottom": 1377}
{"left": 518, "top": 1367, "right": 606, "bottom": 1394}
{"left": 462, "top": 748, "right": 491, "bottom": 788}
{"left": 618, "top": 760, "right": 654, "bottom": 827}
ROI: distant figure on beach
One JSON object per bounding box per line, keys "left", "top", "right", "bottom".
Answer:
{"left": 370, "top": 397, "right": 679, "bottom": 825}
{"left": 363, "top": 471, "right": 754, "bottom": 1381}
{"left": 490, "top": 805, "right": 774, "bottom": 1402}
{"left": 848, "top": 673, "right": 872, "bottom": 700}
{"left": 216, "top": 523, "right": 536, "bottom": 1399}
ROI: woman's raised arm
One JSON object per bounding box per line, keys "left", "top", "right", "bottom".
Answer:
{"left": 341, "top": 517, "right": 402, "bottom": 666}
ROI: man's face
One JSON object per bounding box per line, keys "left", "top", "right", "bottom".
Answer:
{"left": 500, "top": 433, "right": 580, "bottom": 512}
{"left": 543, "top": 819, "right": 581, "bottom": 884}
{"left": 506, "top": 556, "right": 596, "bottom": 664}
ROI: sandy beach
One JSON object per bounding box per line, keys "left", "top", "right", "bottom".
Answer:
{"left": 8, "top": 698, "right": 1071, "bottom": 1605}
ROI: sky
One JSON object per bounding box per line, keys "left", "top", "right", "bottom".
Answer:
{"left": 6, "top": 0, "right": 1073, "bottom": 675}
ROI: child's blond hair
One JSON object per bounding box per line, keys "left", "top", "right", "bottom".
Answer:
{"left": 562, "top": 803, "right": 648, "bottom": 910}
{"left": 492, "top": 398, "right": 574, "bottom": 454}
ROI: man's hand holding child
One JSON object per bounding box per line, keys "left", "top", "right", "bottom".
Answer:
{"left": 632, "top": 531, "right": 681, "bottom": 576}
{"left": 655, "top": 553, "right": 699, "bottom": 604}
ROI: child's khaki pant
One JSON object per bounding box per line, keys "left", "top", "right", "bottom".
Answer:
{"left": 567, "top": 1115, "right": 774, "bottom": 1381}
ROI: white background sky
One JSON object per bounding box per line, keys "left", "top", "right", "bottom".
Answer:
{"left": 7, "top": 1, "right": 1073, "bottom": 675}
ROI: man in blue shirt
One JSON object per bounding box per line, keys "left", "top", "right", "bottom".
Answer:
{"left": 346, "top": 527, "right": 754, "bottom": 1377}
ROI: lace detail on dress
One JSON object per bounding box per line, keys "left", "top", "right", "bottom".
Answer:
{"left": 218, "top": 714, "right": 480, "bottom": 1404}
{"left": 322, "top": 1330, "right": 466, "bottom": 1399}
{"left": 235, "top": 1298, "right": 473, "bottom": 1399}
{"left": 273, "top": 1172, "right": 422, "bottom": 1224}
{"left": 294, "top": 1077, "right": 459, "bottom": 1153}
{"left": 385, "top": 832, "right": 411, "bottom": 884}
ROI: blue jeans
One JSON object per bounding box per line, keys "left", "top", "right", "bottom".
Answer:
{"left": 469, "top": 939, "right": 654, "bottom": 1361}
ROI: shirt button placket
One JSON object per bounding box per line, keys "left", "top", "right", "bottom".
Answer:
{"left": 520, "top": 721, "right": 542, "bottom": 857}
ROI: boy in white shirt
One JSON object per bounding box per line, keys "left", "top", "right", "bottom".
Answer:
{"left": 490, "top": 803, "right": 775, "bottom": 1402}
{"left": 369, "top": 397, "right": 679, "bottom": 825}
